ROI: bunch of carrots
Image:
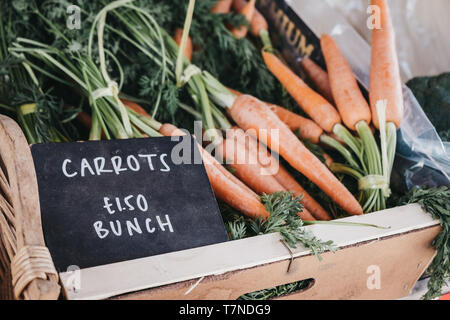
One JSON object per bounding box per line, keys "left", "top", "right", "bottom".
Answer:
{"left": 8, "top": 0, "right": 404, "bottom": 223}
{"left": 214, "top": 0, "right": 403, "bottom": 213}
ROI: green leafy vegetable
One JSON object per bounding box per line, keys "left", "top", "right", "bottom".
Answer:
{"left": 407, "top": 73, "right": 450, "bottom": 142}
{"left": 239, "top": 278, "right": 313, "bottom": 300}
{"left": 222, "top": 191, "right": 338, "bottom": 258}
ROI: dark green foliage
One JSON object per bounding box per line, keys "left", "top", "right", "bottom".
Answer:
{"left": 238, "top": 278, "right": 314, "bottom": 300}
{"left": 407, "top": 73, "right": 450, "bottom": 141}
{"left": 222, "top": 191, "right": 337, "bottom": 256}
{"left": 0, "top": 1, "right": 78, "bottom": 143}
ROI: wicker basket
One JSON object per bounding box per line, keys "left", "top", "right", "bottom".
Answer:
{"left": 0, "top": 115, "right": 60, "bottom": 300}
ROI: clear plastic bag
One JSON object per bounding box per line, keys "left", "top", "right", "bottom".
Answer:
{"left": 283, "top": 0, "right": 450, "bottom": 188}
{"left": 324, "top": 0, "right": 450, "bottom": 80}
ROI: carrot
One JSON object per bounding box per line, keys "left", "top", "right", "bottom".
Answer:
{"left": 121, "top": 99, "right": 150, "bottom": 117}
{"left": 232, "top": 0, "right": 268, "bottom": 37}
{"left": 75, "top": 111, "right": 110, "bottom": 139}
{"left": 227, "top": 94, "right": 363, "bottom": 215}
{"left": 159, "top": 123, "right": 269, "bottom": 219}
{"left": 320, "top": 34, "right": 372, "bottom": 131}
{"left": 267, "top": 104, "right": 323, "bottom": 144}
{"left": 216, "top": 137, "right": 286, "bottom": 195}
{"left": 122, "top": 104, "right": 259, "bottom": 200}
{"left": 76, "top": 111, "right": 93, "bottom": 128}
{"left": 157, "top": 124, "right": 259, "bottom": 200}
{"left": 120, "top": 101, "right": 261, "bottom": 206}
{"left": 323, "top": 153, "right": 334, "bottom": 168}
{"left": 300, "top": 57, "right": 334, "bottom": 105}
{"left": 211, "top": 0, "right": 233, "bottom": 14}
{"left": 369, "top": 0, "right": 404, "bottom": 129}
{"left": 262, "top": 50, "right": 342, "bottom": 133}
{"left": 173, "top": 28, "right": 193, "bottom": 61}
{"left": 230, "top": 0, "right": 256, "bottom": 39}
{"left": 228, "top": 88, "right": 323, "bottom": 143}
{"left": 228, "top": 128, "right": 329, "bottom": 220}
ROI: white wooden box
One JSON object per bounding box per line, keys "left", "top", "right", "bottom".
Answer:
{"left": 60, "top": 204, "right": 440, "bottom": 300}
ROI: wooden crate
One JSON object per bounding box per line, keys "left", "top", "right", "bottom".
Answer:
{"left": 0, "top": 115, "right": 441, "bottom": 300}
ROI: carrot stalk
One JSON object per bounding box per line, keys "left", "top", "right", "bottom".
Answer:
{"left": 173, "top": 28, "right": 193, "bottom": 61}
{"left": 175, "top": 0, "right": 196, "bottom": 86}
{"left": 227, "top": 94, "right": 363, "bottom": 215}
{"left": 300, "top": 57, "right": 334, "bottom": 105}
{"left": 262, "top": 50, "right": 341, "bottom": 133}
{"left": 230, "top": 0, "right": 256, "bottom": 39}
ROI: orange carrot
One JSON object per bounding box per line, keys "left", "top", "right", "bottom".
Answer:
{"left": 76, "top": 111, "right": 93, "bottom": 128}
{"left": 121, "top": 104, "right": 259, "bottom": 201}
{"left": 211, "top": 0, "right": 233, "bottom": 14}
{"left": 228, "top": 88, "right": 323, "bottom": 143}
{"left": 323, "top": 153, "right": 334, "bottom": 168}
{"left": 267, "top": 104, "right": 323, "bottom": 144}
{"left": 216, "top": 138, "right": 286, "bottom": 195}
{"left": 262, "top": 50, "right": 342, "bottom": 133}
{"left": 75, "top": 111, "right": 109, "bottom": 139}
{"left": 230, "top": 0, "right": 256, "bottom": 39}
{"left": 120, "top": 101, "right": 262, "bottom": 208}
{"left": 321, "top": 34, "right": 372, "bottom": 131}
{"left": 369, "top": 0, "right": 404, "bottom": 129}
{"left": 159, "top": 123, "right": 269, "bottom": 219}
{"left": 121, "top": 99, "right": 150, "bottom": 117}
{"left": 228, "top": 127, "right": 329, "bottom": 220}
{"left": 157, "top": 124, "right": 259, "bottom": 200}
{"left": 173, "top": 28, "right": 193, "bottom": 61}
{"left": 300, "top": 57, "right": 334, "bottom": 105}
{"left": 227, "top": 94, "right": 363, "bottom": 215}
{"left": 232, "top": 0, "right": 268, "bottom": 37}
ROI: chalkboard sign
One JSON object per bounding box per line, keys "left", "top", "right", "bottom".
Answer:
{"left": 31, "top": 137, "right": 228, "bottom": 272}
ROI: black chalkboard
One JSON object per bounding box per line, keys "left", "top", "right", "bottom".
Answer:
{"left": 31, "top": 136, "right": 228, "bottom": 272}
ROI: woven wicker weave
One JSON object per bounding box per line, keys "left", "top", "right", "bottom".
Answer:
{"left": 0, "top": 115, "right": 60, "bottom": 300}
